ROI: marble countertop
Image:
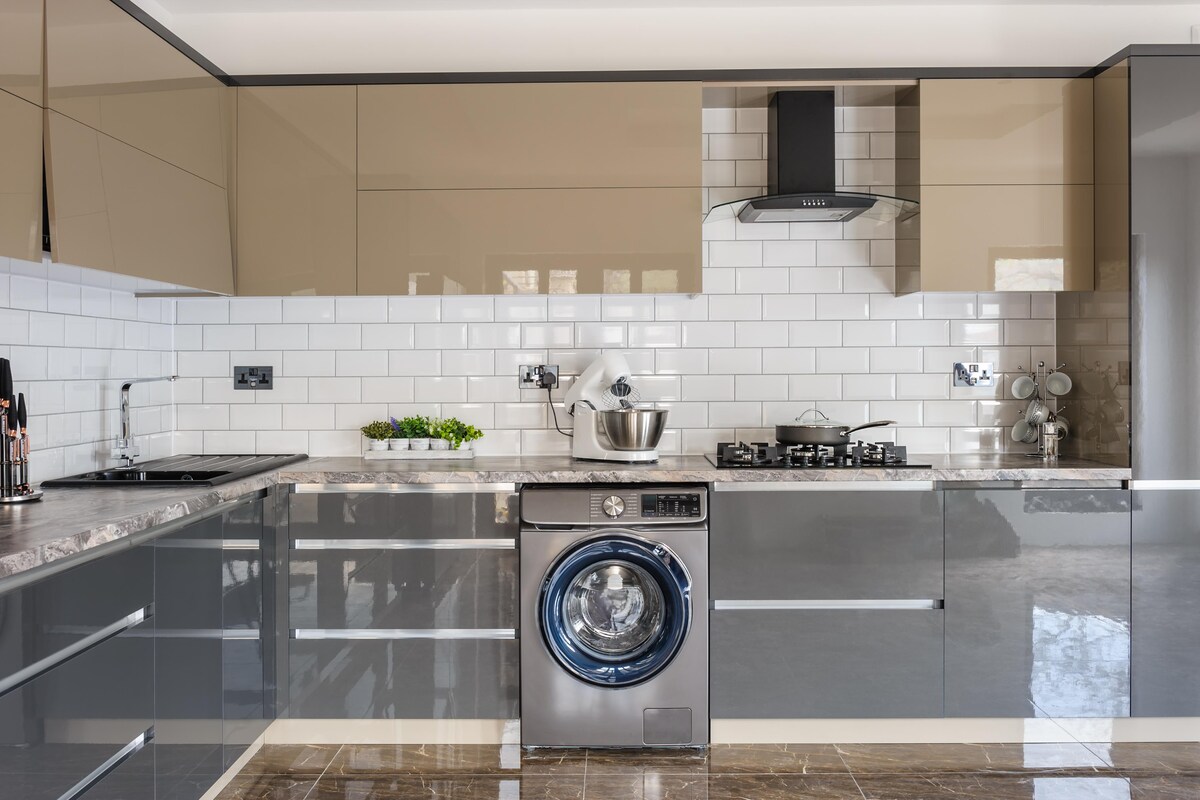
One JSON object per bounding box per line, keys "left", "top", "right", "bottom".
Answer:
{"left": 0, "top": 454, "right": 1130, "bottom": 583}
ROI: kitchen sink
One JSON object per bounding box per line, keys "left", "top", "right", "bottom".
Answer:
{"left": 42, "top": 454, "right": 307, "bottom": 488}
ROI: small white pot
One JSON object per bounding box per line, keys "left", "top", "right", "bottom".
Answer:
{"left": 456, "top": 441, "right": 473, "bottom": 451}
{"left": 430, "top": 439, "right": 451, "bottom": 451}
{"left": 367, "top": 439, "right": 389, "bottom": 451}
{"left": 409, "top": 437, "right": 431, "bottom": 451}
{"left": 388, "top": 438, "right": 409, "bottom": 451}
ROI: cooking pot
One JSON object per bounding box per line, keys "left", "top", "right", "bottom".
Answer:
{"left": 775, "top": 409, "right": 896, "bottom": 446}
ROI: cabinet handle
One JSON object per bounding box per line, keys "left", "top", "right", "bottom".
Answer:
{"left": 1129, "top": 480, "right": 1200, "bottom": 490}
{"left": 712, "top": 481, "right": 935, "bottom": 492}
{"left": 292, "top": 538, "right": 515, "bottom": 550}
{"left": 713, "top": 599, "right": 944, "bottom": 610}
{"left": 58, "top": 728, "right": 152, "bottom": 800}
{"left": 293, "top": 483, "right": 516, "bottom": 494}
{"left": 292, "top": 628, "right": 516, "bottom": 640}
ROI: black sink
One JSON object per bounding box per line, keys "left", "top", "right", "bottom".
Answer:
{"left": 42, "top": 454, "right": 307, "bottom": 488}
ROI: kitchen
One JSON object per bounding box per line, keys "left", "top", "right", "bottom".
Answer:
{"left": 1, "top": 1, "right": 1198, "bottom": 799}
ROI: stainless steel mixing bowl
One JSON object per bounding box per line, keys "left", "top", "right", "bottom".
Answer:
{"left": 598, "top": 409, "right": 669, "bottom": 451}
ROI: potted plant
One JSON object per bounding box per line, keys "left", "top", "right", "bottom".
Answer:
{"left": 440, "top": 418, "right": 484, "bottom": 451}
{"left": 428, "top": 417, "right": 452, "bottom": 450}
{"left": 360, "top": 420, "right": 394, "bottom": 451}
{"left": 399, "top": 415, "right": 431, "bottom": 450}
{"left": 386, "top": 417, "right": 409, "bottom": 450}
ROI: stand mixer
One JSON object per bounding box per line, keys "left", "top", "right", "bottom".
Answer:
{"left": 563, "top": 354, "right": 668, "bottom": 462}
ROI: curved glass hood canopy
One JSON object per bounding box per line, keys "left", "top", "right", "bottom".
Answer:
{"left": 704, "top": 89, "right": 919, "bottom": 225}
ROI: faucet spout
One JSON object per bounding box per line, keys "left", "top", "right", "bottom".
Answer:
{"left": 114, "top": 375, "right": 178, "bottom": 467}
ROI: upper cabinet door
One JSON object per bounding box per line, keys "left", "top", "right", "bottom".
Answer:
{"left": 358, "top": 82, "right": 701, "bottom": 190}
{"left": 0, "top": 0, "right": 43, "bottom": 106}
{"left": 46, "top": 0, "right": 231, "bottom": 188}
{"left": 0, "top": 91, "right": 42, "bottom": 261}
{"left": 920, "top": 78, "right": 1094, "bottom": 186}
{"left": 236, "top": 86, "right": 356, "bottom": 296}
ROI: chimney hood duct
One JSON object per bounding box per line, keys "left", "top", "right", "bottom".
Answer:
{"left": 704, "top": 90, "right": 918, "bottom": 225}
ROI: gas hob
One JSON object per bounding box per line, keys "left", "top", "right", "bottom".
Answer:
{"left": 706, "top": 441, "right": 932, "bottom": 469}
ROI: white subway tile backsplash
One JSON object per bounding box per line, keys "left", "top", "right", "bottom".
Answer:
{"left": 1005, "top": 319, "right": 1056, "bottom": 346}
{"left": 870, "top": 347, "right": 924, "bottom": 373}
{"left": 336, "top": 350, "right": 389, "bottom": 376}
{"left": 256, "top": 324, "right": 309, "bottom": 350}
{"left": 711, "top": 242, "right": 764, "bottom": 268}
{"left": 789, "top": 321, "right": 842, "bottom": 348}
{"left": 924, "top": 294, "right": 977, "bottom": 319}
{"left": 843, "top": 320, "right": 897, "bottom": 347}
{"left": 442, "top": 296, "right": 495, "bottom": 322}
{"left": 522, "top": 323, "right": 573, "bottom": 349}
{"left": 789, "top": 374, "right": 842, "bottom": 400}
{"left": 682, "top": 321, "right": 735, "bottom": 349}
{"left": 816, "top": 240, "right": 871, "bottom": 267}
{"left": 898, "top": 320, "right": 950, "bottom": 346}
{"left": 709, "top": 348, "right": 763, "bottom": 375}
{"left": 496, "top": 296, "right": 548, "bottom": 322}
{"left": 655, "top": 295, "right": 709, "bottom": 321}
{"left": 629, "top": 322, "right": 681, "bottom": 348}
{"left": 761, "top": 294, "right": 815, "bottom": 321}
{"left": 575, "top": 322, "right": 627, "bottom": 348}
{"left": 789, "top": 268, "right": 842, "bottom": 294}
{"left": 816, "top": 294, "right": 869, "bottom": 320}
{"left": 229, "top": 298, "right": 282, "bottom": 324}
{"left": 335, "top": 296, "right": 388, "bottom": 323}
{"left": 735, "top": 321, "right": 788, "bottom": 348}
{"left": 389, "top": 296, "right": 442, "bottom": 322}
{"left": 178, "top": 298, "right": 228, "bottom": 324}
{"left": 548, "top": 295, "right": 602, "bottom": 322}
{"left": 709, "top": 294, "right": 763, "bottom": 321}
{"left": 601, "top": 296, "right": 655, "bottom": 321}
{"left": 763, "top": 241, "right": 817, "bottom": 268}
{"left": 950, "top": 320, "right": 1003, "bottom": 346}
{"left": 415, "top": 323, "right": 468, "bottom": 350}
{"left": 469, "top": 322, "right": 522, "bottom": 349}
{"left": 708, "top": 133, "right": 762, "bottom": 160}
{"left": 362, "top": 376, "right": 416, "bottom": 403}
{"left": 681, "top": 375, "right": 735, "bottom": 401}
{"left": 282, "top": 297, "right": 335, "bottom": 323}
{"left": 441, "top": 349, "right": 495, "bottom": 376}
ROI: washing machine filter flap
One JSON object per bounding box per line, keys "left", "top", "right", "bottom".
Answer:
{"left": 539, "top": 535, "right": 691, "bottom": 687}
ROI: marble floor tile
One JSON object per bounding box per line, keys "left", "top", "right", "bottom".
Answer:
{"left": 834, "top": 742, "right": 1111, "bottom": 774}
{"left": 215, "top": 774, "right": 318, "bottom": 800}
{"left": 312, "top": 775, "right": 585, "bottom": 799}
{"left": 584, "top": 747, "right": 711, "bottom": 776}
{"left": 1087, "top": 743, "right": 1200, "bottom": 775}
{"left": 240, "top": 745, "right": 343, "bottom": 776}
{"left": 1130, "top": 775, "right": 1200, "bottom": 798}
{"left": 647, "top": 774, "right": 867, "bottom": 799}
{"left": 326, "top": 744, "right": 533, "bottom": 775}
{"left": 707, "top": 743, "right": 851, "bottom": 774}
{"left": 856, "top": 774, "right": 1135, "bottom": 799}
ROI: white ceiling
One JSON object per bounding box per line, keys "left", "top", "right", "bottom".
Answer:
{"left": 132, "top": 1, "right": 1200, "bottom": 75}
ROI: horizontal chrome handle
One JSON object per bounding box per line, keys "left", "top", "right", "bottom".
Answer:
{"left": 155, "top": 538, "right": 261, "bottom": 550}
{"left": 60, "top": 729, "right": 153, "bottom": 800}
{"left": 1130, "top": 480, "right": 1200, "bottom": 490}
{"left": 712, "top": 481, "right": 935, "bottom": 492}
{"left": 293, "top": 483, "right": 516, "bottom": 494}
{"left": 292, "top": 538, "right": 515, "bottom": 550}
{"left": 292, "top": 628, "right": 516, "bottom": 640}
{"left": 713, "top": 599, "right": 943, "bottom": 611}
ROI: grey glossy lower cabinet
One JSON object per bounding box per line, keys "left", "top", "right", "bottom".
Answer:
{"left": 944, "top": 489, "right": 1132, "bottom": 718}
{"left": 286, "top": 485, "right": 520, "bottom": 719}
{"left": 1131, "top": 488, "right": 1200, "bottom": 716}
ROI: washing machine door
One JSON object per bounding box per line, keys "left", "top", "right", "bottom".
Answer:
{"left": 540, "top": 533, "right": 691, "bottom": 687}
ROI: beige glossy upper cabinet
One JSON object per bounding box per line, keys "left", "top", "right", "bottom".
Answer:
{"left": 921, "top": 78, "right": 1093, "bottom": 185}
{"left": 46, "top": 0, "right": 230, "bottom": 188}
{"left": 0, "top": 0, "right": 43, "bottom": 106}
{"left": 358, "top": 82, "right": 700, "bottom": 189}
{"left": 915, "top": 77, "right": 1095, "bottom": 292}
{"left": 0, "top": 91, "right": 42, "bottom": 261}
{"left": 45, "top": 111, "right": 234, "bottom": 293}
{"left": 236, "top": 86, "right": 356, "bottom": 296}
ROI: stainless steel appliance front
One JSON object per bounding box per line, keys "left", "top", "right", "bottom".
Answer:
{"left": 520, "top": 485, "right": 709, "bottom": 748}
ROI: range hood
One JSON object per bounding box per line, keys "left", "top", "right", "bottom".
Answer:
{"left": 705, "top": 90, "right": 918, "bottom": 224}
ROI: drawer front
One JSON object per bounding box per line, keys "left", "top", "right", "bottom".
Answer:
{"left": 0, "top": 619, "right": 153, "bottom": 800}
{"left": 711, "top": 609, "right": 943, "bottom": 718}
{"left": 288, "top": 639, "right": 518, "bottom": 719}
{"left": 289, "top": 489, "right": 518, "bottom": 541}
{"left": 711, "top": 490, "right": 944, "bottom": 600}
{"left": 290, "top": 548, "right": 518, "bottom": 631}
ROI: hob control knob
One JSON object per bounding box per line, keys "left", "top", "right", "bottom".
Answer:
{"left": 602, "top": 496, "right": 625, "bottom": 518}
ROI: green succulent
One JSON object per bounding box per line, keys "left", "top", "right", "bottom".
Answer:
{"left": 397, "top": 415, "right": 430, "bottom": 439}
{"left": 360, "top": 420, "right": 395, "bottom": 440}
{"left": 431, "top": 417, "right": 484, "bottom": 449}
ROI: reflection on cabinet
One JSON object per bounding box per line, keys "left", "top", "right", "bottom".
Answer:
{"left": 920, "top": 79, "right": 1093, "bottom": 186}
{"left": 1132, "top": 489, "right": 1200, "bottom": 716}
{"left": 945, "top": 489, "right": 1131, "bottom": 718}
{"left": 358, "top": 187, "right": 701, "bottom": 295}
{"left": 919, "top": 184, "right": 1094, "bottom": 292}
{"left": 45, "top": 111, "right": 234, "bottom": 293}
{"left": 236, "top": 86, "right": 356, "bottom": 296}
{"left": 358, "top": 82, "right": 701, "bottom": 190}
{"left": 45, "top": 0, "right": 231, "bottom": 187}
{"left": 0, "top": 91, "right": 42, "bottom": 261}
{"left": 0, "top": 0, "right": 43, "bottom": 106}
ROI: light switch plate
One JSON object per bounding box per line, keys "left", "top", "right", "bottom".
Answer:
{"left": 519, "top": 364, "right": 559, "bottom": 390}
{"left": 953, "top": 362, "right": 994, "bottom": 388}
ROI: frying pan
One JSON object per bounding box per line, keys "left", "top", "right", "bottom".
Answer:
{"left": 776, "top": 409, "right": 897, "bottom": 447}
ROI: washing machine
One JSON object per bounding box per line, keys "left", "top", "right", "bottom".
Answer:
{"left": 519, "top": 485, "right": 708, "bottom": 748}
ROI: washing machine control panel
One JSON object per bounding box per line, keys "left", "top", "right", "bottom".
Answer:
{"left": 641, "top": 493, "right": 704, "bottom": 519}
{"left": 527, "top": 487, "right": 707, "bottom": 526}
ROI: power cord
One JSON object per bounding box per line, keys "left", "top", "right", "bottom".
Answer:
{"left": 547, "top": 387, "right": 572, "bottom": 437}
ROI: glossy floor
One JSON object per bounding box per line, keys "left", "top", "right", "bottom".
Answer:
{"left": 220, "top": 742, "right": 1200, "bottom": 799}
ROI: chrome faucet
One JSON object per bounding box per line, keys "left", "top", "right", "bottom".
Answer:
{"left": 113, "top": 376, "right": 178, "bottom": 468}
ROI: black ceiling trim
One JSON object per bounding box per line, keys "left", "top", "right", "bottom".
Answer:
{"left": 109, "top": 0, "right": 233, "bottom": 85}
{"left": 1093, "top": 43, "right": 1200, "bottom": 72}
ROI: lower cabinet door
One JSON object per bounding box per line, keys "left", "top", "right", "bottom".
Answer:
{"left": 945, "top": 489, "right": 1131, "bottom": 717}
{"left": 73, "top": 738, "right": 156, "bottom": 800}
{"left": 710, "top": 609, "right": 944, "bottom": 719}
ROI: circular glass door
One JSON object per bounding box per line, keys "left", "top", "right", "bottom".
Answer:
{"left": 540, "top": 535, "right": 690, "bottom": 686}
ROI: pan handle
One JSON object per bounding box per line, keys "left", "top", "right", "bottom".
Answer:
{"left": 844, "top": 419, "right": 896, "bottom": 435}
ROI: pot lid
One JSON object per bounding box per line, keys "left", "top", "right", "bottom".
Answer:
{"left": 779, "top": 409, "right": 849, "bottom": 429}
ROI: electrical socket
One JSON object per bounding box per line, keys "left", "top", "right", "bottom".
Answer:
{"left": 234, "top": 366, "right": 273, "bottom": 390}
{"left": 519, "top": 364, "right": 559, "bottom": 390}
{"left": 953, "top": 361, "right": 994, "bottom": 388}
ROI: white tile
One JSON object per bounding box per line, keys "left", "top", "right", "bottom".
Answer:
{"left": 633, "top": 375, "right": 681, "bottom": 402}
{"left": 654, "top": 401, "right": 707, "bottom": 429}
{"left": 842, "top": 266, "right": 895, "bottom": 294}
{"left": 763, "top": 240, "right": 817, "bottom": 267}
{"left": 467, "top": 376, "right": 521, "bottom": 403}
{"left": 840, "top": 321, "right": 897, "bottom": 347}
{"left": 496, "top": 350, "right": 548, "bottom": 377}
{"left": 951, "top": 427, "right": 1006, "bottom": 453}
{"left": 601, "top": 296, "right": 655, "bottom": 321}
{"left": 842, "top": 159, "right": 895, "bottom": 186}
{"left": 230, "top": 404, "right": 282, "bottom": 431}
{"left": 736, "top": 107, "right": 768, "bottom": 134}
{"left": 978, "top": 293, "right": 1031, "bottom": 320}
{"left": 788, "top": 321, "right": 842, "bottom": 347}
{"left": 735, "top": 321, "right": 788, "bottom": 348}
{"left": 495, "top": 296, "right": 548, "bottom": 322}
{"left": 309, "top": 430, "right": 362, "bottom": 456}
{"left": 682, "top": 428, "right": 732, "bottom": 455}
{"left": 789, "top": 268, "right": 842, "bottom": 294}
{"left": 789, "top": 374, "right": 842, "bottom": 400}
{"left": 64, "top": 316, "right": 96, "bottom": 348}
{"left": 414, "top": 323, "right": 468, "bottom": 349}
{"left": 414, "top": 376, "right": 467, "bottom": 403}
{"left": 468, "top": 322, "right": 522, "bottom": 349}
{"left": 28, "top": 312, "right": 64, "bottom": 346}
{"left": 734, "top": 268, "right": 788, "bottom": 294}
{"left": 869, "top": 293, "right": 923, "bottom": 320}
{"left": 473, "top": 429, "right": 521, "bottom": 455}
{"left": 703, "top": 268, "right": 735, "bottom": 294}
{"left": 203, "top": 324, "right": 255, "bottom": 351}
{"left": 1005, "top": 319, "right": 1055, "bottom": 346}
{"left": 816, "top": 240, "right": 870, "bottom": 267}
{"left": 788, "top": 221, "right": 844, "bottom": 241}
{"left": 682, "top": 321, "right": 735, "bottom": 348}
{"left": 521, "top": 429, "right": 572, "bottom": 456}
{"left": 629, "top": 322, "right": 681, "bottom": 348}
{"left": 734, "top": 160, "right": 767, "bottom": 187}
{"left": 734, "top": 375, "right": 788, "bottom": 401}
{"left": 389, "top": 350, "right": 441, "bottom": 376}
{"left": 284, "top": 350, "right": 335, "bottom": 377}
{"left": 895, "top": 427, "right": 949, "bottom": 454}
{"left": 441, "top": 403, "right": 495, "bottom": 430}
{"left": 703, "top": 159, "right": 736, "bottom": 187}
{"left": 709, "top": 402, "right": 763, "bottom": 428}
{"left": 548, "top": 295, "right": 601, "bottom": 321}
{"left": 870, "top": 239, "right": 896, "bottom": 267}
{"left": 575, "top": 322, "right": 627, "bottom": 348}
{"left": 1030, "top": 293, "right": 1057, "bottom": 319}
{"left": 924, "top": 294, "right": 978, "bottom": 319}
{"left": 708, "top": 294, "right": 762, "bottom": 321}
{"left": 204, "top": 430, "right": 255, "bottom": 454}
{"left": 389, "top": 296, "right": 442, "bottom": 322}
{"left": 897, "top": 373, "right": 951, "bottom": 400}
{"left": 360, "top": 323, "right": 415, "bottom": 349}
{"left": 816, "top": 347, "right": 870, "bottom": 373}
{"left": 843, "top": 105, "right": 895, "bottom": 133}
{"left": 441, "top": 349, "right": 495, "bottom": 376}
{"left": 977, "top": 399, "right": 1026, "bottom": 426}
{"left": 978, "top": 346, "right": 1031, "bottom": 374}
{"left": 522, "top": 323, "right": 573, "bottom": 349}
{"left": 177, "top": 404, "right": 230, "bottom": 431}
{"left": 229, "top": 298, "right": 282, "bottom": 324}
{"left": 761, "top": 294, "right": 815, "bottom": 320}
{"left": 761, "top": 347, "right": 816, "bottom": 374}
{"left": 335, "top": 296, "right": 388, "bottom": 323}
{"left": 7, "top": 276, "right": 45, "bottom": 311}
{"left": 47, "top": 282, "right": 81, "bottom": 315}
{"left": 495, "top": 402, "right": 547, "bottom": 430}
{"left": 256, "top": 324, "right": 309, "bottom": 350}
{"left": 816, "top": 294, "right": 870, "bottom": 321}
{"left": 282, "top": 297, "right": 335, "bottom": 323}
{"left": 79, "top": 287, "right": 111, "bottom": 318}
{"left": 47, "top": 349, "right": 82, "bottom": 380}
{"left": 897, "top": 320, "right": 950, "bottom": 346}
{"left": 836, "top": 132, "right": 870, "bottom": 159}
{"left": 336, "top": 350, "right": 389, "bottom": 376}
{"left": 871, "top": 400, "right": 922, "bottom": 426}
{"left": 655, "top": 295, "right": 708, "bottom": 321}
{"left": 361, "top": 376, "right": 415, "bottom": 403}
{"left": 869, "top": 347, "right": 924, "bottom": 373}
{"left": 681, "top": 375, "right": 734, "bottom": 401}
{"left": 442, "top": 296, "right": 495, "bottom": 322}
{"left": 711, "top": 241, "right": 763, "bottom": 268}
{"left": 334, "top": 403, "right": 389, "bottom": 431}
{"left": 708, "top": 133, "right": 762, "bottom": 160}
{"left": 177, "top": 351, "right": 229, "bottom": 377}
{"left": 925, "top": 400, "right": 978, "bottom": 427}
{"left": 656, "top": 349, "right": 708, "bottom": 375}
{"left": 702, "top": 107, "right": 736, "bottom": 133}
{"left": 177, "top": 298, "right": 228, "bottom": 324}
{"left": 709, "top": 348, "right": 763, "bottom": 375}
{"left": 844, "top": 374, "right": 897, "bottom": 400}
{"left": 267, "top": 376, "right": 308, "bottom": 404}
{"left": 950, "top": 320, "right": 1002, "bottom": 346}
{"left": 0, "top": 308, "right": 29, "bottom": 344}
{"left": 922, "top": 346, "right": 977, "bottom": 373}
{"left": 309, "top": 377, "right": 361, "bottom": 403}
{"left": 257, "top": 430, "right": 309, "bottom": 454}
